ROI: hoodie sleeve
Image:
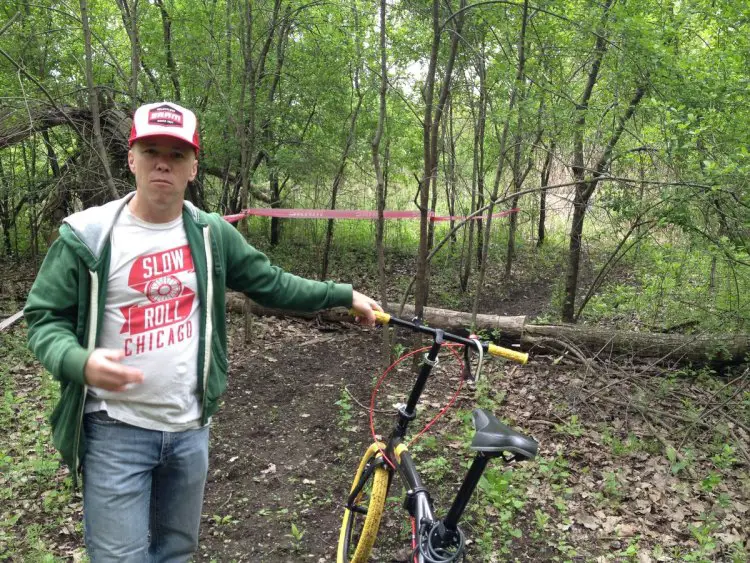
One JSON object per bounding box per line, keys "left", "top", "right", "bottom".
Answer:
{"left": 23, "top": 238, "right": 90, "bottom": 385}
{"left": 217, "top": 218, "right": 353, "bottom": 311}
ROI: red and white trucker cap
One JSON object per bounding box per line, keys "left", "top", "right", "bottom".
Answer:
{"left": 128, "top": 102, "right": 200, "bottom": 153}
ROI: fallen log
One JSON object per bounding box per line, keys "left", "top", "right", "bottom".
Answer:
{"left": 228, "top": 293, "right": 747, "bottom": 365}
{"left": 0, "top": 310, "right": 24, "bottom": 332}
{"left": 0, "top": 105, "right": 93, "bottom": 149}
{"left": 522, "top": 324, "right": 750, "bottom": 365}
{"left": 227, "top": 294, "right": 525, "bottom": 336}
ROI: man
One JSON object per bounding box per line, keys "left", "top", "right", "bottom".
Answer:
{"left": 24, "top": 101, "right": 382, "bottom": 562}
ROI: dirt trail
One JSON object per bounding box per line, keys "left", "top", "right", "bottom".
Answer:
{"left": 197, "top": 317, "right": 383, "bottom": 562}
{"left": 196, "top": 313, "right": 750, "bottom": 563}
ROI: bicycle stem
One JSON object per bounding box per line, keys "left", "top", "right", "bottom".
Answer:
{"left": 394, "top": 331, "right": 444, "bottom": 440}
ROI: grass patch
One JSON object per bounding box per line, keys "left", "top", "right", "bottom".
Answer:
{"left": 0, "top": 328, "right": 83, "bottom": 561}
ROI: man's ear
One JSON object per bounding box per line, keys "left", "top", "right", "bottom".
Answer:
{"left": 127, "top": 149, "right": 136, "bottom": 173}
{"left": 189, "top": 157, "right": 198, "bottom": 181}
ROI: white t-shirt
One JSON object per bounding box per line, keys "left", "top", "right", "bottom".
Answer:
{"left": 86, "top": 207, "right": 203, "bottom": 431}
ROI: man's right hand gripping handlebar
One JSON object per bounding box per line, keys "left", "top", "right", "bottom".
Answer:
{"left": 350, "top": 290, "right": 384, "bottom": 326}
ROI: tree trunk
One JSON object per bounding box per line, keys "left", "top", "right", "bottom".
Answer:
{"left": 219, "top": 0, "right": 234, "bottom": 215}
{"left": 154, "top": 0, "right": 180, "bottom": 101}
{"left": 471, "top": 0, "right": 527, "bottom": 321}
{"left": 115, "top": 0, "right": 140, "bottom": 108}
{"left": 445, "top": 95, "right": 457, "bottom": 246}
{"left": 537, "top": 141, "right": 554, "bottom": 247}
{"left": 504, "top": 0, "right": 529, "bottom": 278}
{"left": 415, "top": 0, "right": 465, "bottom": 316}
{"left": 373, "top": 0, "right": 391, "bottom": 365}
{"left": 269, "top": 171, "right": 282, "bottom": 245}
{"left": 265, "top": 6, "right": 292, "bottom": 246}
{"left": 236, "top": 0, "right": 281, "bottom": 230}
{"left": 415, "top": 0, "right": 441, "bottom": 318}
{"left": 373, "top": 0, "right": 388, "bottom": 307}
{"left": 561, "top": 0, "right": 613, "bottom": 322}
{"left": 79, "top": 0, "right": 118, "bottom": 201}
{"left": 468, "top": 42, "right": 487, "bottom": 285}
{"left": 320, "top": 4, "right": 364, "bottom": 280}
{"left": 0, "top": 159, "right": 14, "bottom": 256}
{"left": 562, "top": 83, "right": 647, "bottom": 321}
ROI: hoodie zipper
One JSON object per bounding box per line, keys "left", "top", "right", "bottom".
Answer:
{"left": 74, "top": 270, "right": 99, "bottom": 476}
{"left": 201, "top": 225, "right": 214, "bottom": 422}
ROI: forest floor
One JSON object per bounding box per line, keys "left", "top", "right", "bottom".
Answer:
{"left": 1, "top": 254, "right": 749, "bottom": 562}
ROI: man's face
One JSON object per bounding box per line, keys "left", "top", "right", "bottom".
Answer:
{"left": 128, "top": 136, "right": 198, "bottom": 211}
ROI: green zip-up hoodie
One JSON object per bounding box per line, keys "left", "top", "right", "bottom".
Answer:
{"left": 24, "top": 193, "right": 353, "bottom": 483}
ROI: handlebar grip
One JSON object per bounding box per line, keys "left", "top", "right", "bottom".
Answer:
{"left": 487, "top": 343, "right": 528, "bottom": 365}
{"left": 349, "top": 308, "right": 391, "bottom": 325}
{"left": 373, "top": 310, "right": 391, "bottom": 324}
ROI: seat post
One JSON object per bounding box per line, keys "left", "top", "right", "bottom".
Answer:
{"left": 441, "top": 452, "right": 491, "bottom": 533}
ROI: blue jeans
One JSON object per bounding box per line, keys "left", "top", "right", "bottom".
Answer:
{"left": 83, "top": 411, "right": 209, "bottom": 562}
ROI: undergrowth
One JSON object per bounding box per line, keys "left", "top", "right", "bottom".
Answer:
{"left": 0, "top": 329, "right": 84, "bottom": 561}
{"left": 3, "top": 214, "right": 750, "bottom": 561}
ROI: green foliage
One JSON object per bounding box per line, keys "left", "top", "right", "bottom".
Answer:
{"left": 666, "top": 446, "right": 696, "bottom": 476}
{"left": 471, "top": 465, "right": 528, "bottom": 556}
{"left": 582, "top": 235, "right": 750, "bottom": 333}
{"left": 554, "top": 415, "right": 584, "bottom": 438}
{"left": 334, "top": 389, "right": 354, "bottom": 430}
{"left": 1, "top": 329, "right": 73, "bottom": 560}
{"left": 211, "top": 514, "right": 237, "bottom": 526}
{"left": 418, "top": 455, "right": 450, "bottom": 479}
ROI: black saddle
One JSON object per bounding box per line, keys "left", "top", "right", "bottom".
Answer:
{"left": 470, "top": 409, "right": 538, "bottom": 460}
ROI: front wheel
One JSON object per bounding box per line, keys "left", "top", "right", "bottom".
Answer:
{"left": 337, "top": 443, "right": 390, "bottom": 563}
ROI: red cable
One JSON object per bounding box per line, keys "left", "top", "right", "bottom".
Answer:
{"left": 408, "top": 347, "right": 465, "bottom": 447}
{"left": 369, "top": 344, "right": 465, "bottom": 469}
{"left": 369, "top": 344, "right": 467, "bottom": 558}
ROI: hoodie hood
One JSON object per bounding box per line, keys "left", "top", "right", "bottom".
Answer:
{"left": 61, "top": 192, "right": 201, "bottom": 269}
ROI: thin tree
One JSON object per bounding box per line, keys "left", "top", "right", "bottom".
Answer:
{"left": 236, "top": 0, "right": 282, "bottom": 233}
{"left": 114, "top": 0, "right": 140, "bottom": 109}
{"left": 373, "top": 0, "right": 391, "bottom": 363}
{"left": 79, "top": 0, "right": 118, "bottom": 201}
{"left": 153, "top": 0, "right": 180, "bottom": 101}
{"left": 561, "top": 0, "right": 647, "bottom": 321}
{"left": 537, "top": 139, "right": 554, "bottom": 246}
{"left": 504, "top": 0, "right": 530, "bottom": 277}
{"left": 471, "top": 0, "right": 528, "bottom": 321}
{"left": 320, "top": 3, "right": 364, "bottom": 280}
{"left": 414, "top": 0, "right": 466, "bottom": 317}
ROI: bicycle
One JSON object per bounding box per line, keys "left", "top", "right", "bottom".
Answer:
{"left": 337, "top": 310, "right": 538, "bottom": 563}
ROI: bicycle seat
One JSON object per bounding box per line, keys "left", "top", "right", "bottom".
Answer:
{"left": 470, "top": 409, "right": 538, "bottom": 460}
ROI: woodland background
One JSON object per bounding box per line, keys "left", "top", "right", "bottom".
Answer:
{"left": 0, "top": 0, "right": 747, "bottom": 327}
{"left": 1, "top": 0, "right": 749, "bottom": 561}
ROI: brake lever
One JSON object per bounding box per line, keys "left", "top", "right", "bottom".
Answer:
{"left": 465, "top": 335, "right": 484, "bottom": 384}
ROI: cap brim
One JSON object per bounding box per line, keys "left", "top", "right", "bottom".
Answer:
{"left": 129, "top": 133, "right": 199, "bottom": 153}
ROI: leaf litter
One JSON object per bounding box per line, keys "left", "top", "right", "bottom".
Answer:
{"left": 2, "top": 314, "right": 749, "bottom": 561}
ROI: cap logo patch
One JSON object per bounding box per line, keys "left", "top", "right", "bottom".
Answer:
{"left": 148, "top": 105, "right": 183, "bottom": 128}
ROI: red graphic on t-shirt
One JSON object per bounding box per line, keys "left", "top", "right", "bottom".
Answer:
{"left": 121, "top": 245, "right": 196, "bottom": 335}
{"left": 127, "top": 245, "right": 195, "bottom": 291}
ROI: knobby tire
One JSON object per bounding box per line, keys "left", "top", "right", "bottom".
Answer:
{"left": 337, "top": 443, "right": 390, "bottom": 563}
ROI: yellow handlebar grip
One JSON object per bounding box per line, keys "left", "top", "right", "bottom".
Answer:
{"left": 488, "top": 343, "right": 528, "bottom": 364}
{"left": 349, "top": 308, "right": 391, "bottom": 325}
{"left": 373, "top": 310, "right": 391, "bottom": 324}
